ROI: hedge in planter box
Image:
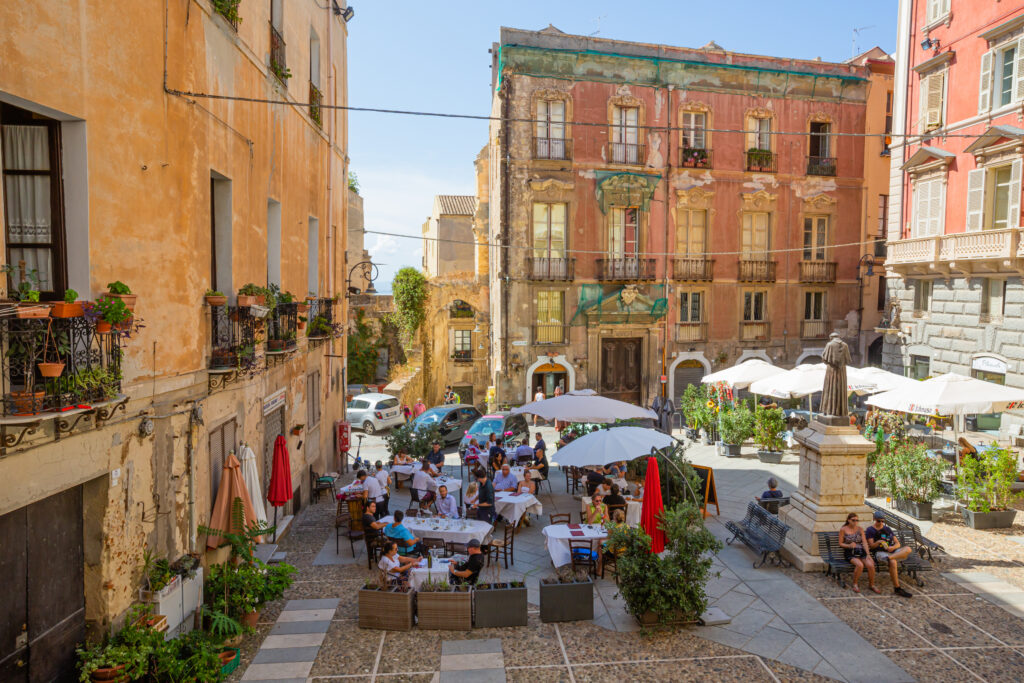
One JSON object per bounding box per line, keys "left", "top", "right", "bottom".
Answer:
{"left": 474, "top": 581, "right": 527, "bottom": 628}
{"left": 873, "top": 441, "right": 943, "bottom": 520}
{"left": 959, "top": 443, "right": 1022, "bottom": 529}
{"left": 607, "top": 501, "right": 722, "bottom": 626}
{"left": 416, "top": 578, "right": 472, "bottom": 630}
{"left": 719, "top": 403, "right": 754, "bottom": 457}
{"left": 753, "top": 407, "right": 786, "bottom": 463}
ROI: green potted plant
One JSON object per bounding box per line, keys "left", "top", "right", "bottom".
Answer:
{"left": 608, "top": 501, "right": 722, "bottom": 626}
{"left": 52, "top": 288, "right": 84, "bottom": 318}
{"left": 2, "top": 264, "right": 50, "bottom": 317}
{"left": 76, "top": 642, "right": 148, "bottom": 682}
{"left": 358, "top": 574, "right": 414, "bottom": 631}
{"left": 719, "top": 403, "right": 754, "bottom": 457}
{"left": 679, "top": 384, "right": 704, "bottom": 441}
{"left": 415, "top": 577, "right": 472, "bottom": 630}
{"left": 205, "top": 289, "right": 227, "bottom": 306}
{"left": 539, "top": 572, "right": 593, "bottom": 623}
{"left": 307, "top": 314, "right": 332, "bottom": 338}
{"left": 873, "top": 442, "right": 943, "bottom": 520}
{"left": 105, "top": 280, "right": 136, "bottom": 311}
{"left": 959, "top": 443, "right": 1022, "bottom": 529}
{"left": 473, "top": 580, "right": 527, "bottom": 628}
{"left": 754, "top": 406, "right": 786, "bottom": 464}
{"left": 237, "top": 283, "right": 264, "bottom": 307}
{"left": 94, "top": 296, "right": 132, "bottom": 333}
{"left": 747, "top": 147, "right": 773, "bottom": 171}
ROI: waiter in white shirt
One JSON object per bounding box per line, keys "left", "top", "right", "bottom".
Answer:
{"left": 411, "top": 461, "right": 438, "bottom": 507}
{"left": 373, "top": 460, "right": 391, "bottom": 515}
{"left": 356, "top": 470, "right": 386, "bottom": 519}
{"left": 435, "top": 485, "right": 459, "bottom": 518}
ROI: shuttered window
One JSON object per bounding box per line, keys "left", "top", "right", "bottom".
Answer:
{"left": 741, "top": 212, "right": 769, "bottom": 258}
{"left": 678, "top": 209, "right": 706, "bottom": 256}
{"left": 679, "top": 291, "right": 703, "bottom": 322}
{"left": 803, "top": 216, "right": 828, "bottom": 261}
{"left": 912, "top": 178, "right": 945, "bottom": 237}
{"left": 533, "top": 203, "right": 567, "bottom": 258}
{"left": 804, "top": 291, "right": 826, "bottom": 321}
{"left": 925, "top": 0, "right": 949, "bottom": 24}
{"left": 209, "top": 418, "right": 237, "bottom": 509}
{"left": 307, "top": 371, "right": 321, "bottom": 428}
{"left": 980, "top": 39, "right": 1024, "bottom": 114}
{"left": 536, "top": 100, "right": 565, "bottom": 140}
{"left": 608, "top": 207, "right": 639, "bottom": 257}
{"left": 919, "top": 72, "right": 945, "bottom": 131}
{"left": 967, "top": 160, "right": 1021, "bottom": 231}
{"left": 743, "top": 291, "right": 766, "bottom": 322}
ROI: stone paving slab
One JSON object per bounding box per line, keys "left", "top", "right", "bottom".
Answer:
{"left": 284, "top": 598, "right": 342, "bottom": 610}
{"left": 441, "top": 638, "right": 503, "bottom": 655}
{"left": 793, "top": 622, "right": 913, "bottom": 683}
{"left": 240, "top": 660, "right": 314, "bottom": 680}
{"left": 269, "top": 620, "right": 333, "bottom": 635}
{"left": 240, "top": 597, "right": 338, "bottom": 682}
{"left": 252, "top": 646, "right": 322, "bottom": 664}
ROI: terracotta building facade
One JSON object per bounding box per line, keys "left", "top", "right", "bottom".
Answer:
{"left": 884, "top": 0, "right": 1024, "bottom": 434}
{"left": 0, "top": 0, "right": 348, "bottom": 672}
{"left": 488, "top": 27, "right": 876, "bottom": 408}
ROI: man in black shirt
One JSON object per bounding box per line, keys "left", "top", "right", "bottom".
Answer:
{"left": 529, "top": 439, "right": 549, "bottom": 483}
{"left": 449, "top": 539, "right": 485, "bottom": 585}
{"left": 473, "top": 468, "right": 495, "bottom": 523}
{"left": 603, "top": 483, "right": 627, "bottom": 509}
{"left": 585, "top": 468, "right": 606, "bottom": 496}
{"left": 362, "top": 501, "right": 388, "bottom": 541}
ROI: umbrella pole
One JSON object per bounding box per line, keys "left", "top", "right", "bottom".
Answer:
{"left": 272, "top": 507, "right": 278, "bottom": 543}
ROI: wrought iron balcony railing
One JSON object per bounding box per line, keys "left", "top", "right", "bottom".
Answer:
{"left": 678, "top": 147, "right": 712, "bottom": 169}
{"left": 606, "top": 142, "right": 645, "bottom": 165}
{"left": 451, "top": 349, "right": 473, "bottom": 362}
{"left": 309, "top": 82, "right": 323, "bottom": 127}
{"left": 533, "top": 323, "right": 567, "bottom": 345}
{"left": 738, "top": 259, "right": 777, "bottom": 282}
{"left": 676, "top": 322, "right": 708, "bottom": 342}
{"left": 739, "top": 321, "right": 771, "bottom": 341}
{"left": 807, "top": 155, "right": 837, "bottom": 177}
{"left": 267, "top": 302, "right": 299, "bottom": 351}
{"left": 798, "top": 261, "right": 837, "bottom": 283}
{"left": 534, "top": 137, "right": 572, "bottom": 160}
{"left": 745, "top": 150, "right": 777, "bottom": 173}
{"left": 527, "top": 256, "right": 575, "bottom": 281}
{"left": 596, "top": 257, "right": 657, "bottom": 281}
{"left": 270, "top": 23, "right": 287, "bottom": 82}
{"left": 306, "top": 297, "right": 339, "bottom": 339}
{"left": 801, "top": 320, "right": 830, "bottom": 339}
{"left": 210, "top": 305, "right": 260, "bottom": 371}
{"left": 673, "top": 258, "right": 714, "bottom": 281}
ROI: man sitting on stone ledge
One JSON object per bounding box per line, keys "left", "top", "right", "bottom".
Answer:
{"left": 866, "top": 510, "right": 914, "bottom": 598}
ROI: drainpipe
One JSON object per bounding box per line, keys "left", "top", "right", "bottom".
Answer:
{"left": 662, "top": 85, "right": 673, "bottom": 399}
{"left": 326, "top": 4, "right": 337, "bottom": 381}
{"left": 500, "top": 79, "right": 512, "bottom": 402}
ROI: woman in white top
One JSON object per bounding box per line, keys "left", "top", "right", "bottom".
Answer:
{"left": 532, "top": 389, "right": 546, "bottom": 425}
{"left": 465, "top": 481, "right": 479, "bottom": 507}
{"left": 378, "top": 540, "right": 417, "bottom": 585}
{"left": 516, "top": 469, "right": 536, "bottom": 495}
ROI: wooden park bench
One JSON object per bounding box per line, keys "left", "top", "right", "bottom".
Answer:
{"left": 818, "top": 530, "right": 932, "bottom": 588}
{"left": 725, "top": 501, "right": 791, "bottom": 568}
{"left": 865, "top": 501, "right": 945, "bottom": 561}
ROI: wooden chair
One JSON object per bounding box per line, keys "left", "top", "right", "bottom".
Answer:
{"left": 549, "top": 513, "right": 571, "bottom": 526}
{"left": 568, "top": 539, "right": 598, "bottom": 577}
{"left": 310, "top": 466, "right": 335, "bottom": 503}
{"left": 364, "top": 533, "right": 384, "bottom": 569}
{"left": 334, "top": 499, "right": 351, "bottom": 553}
{"left": 345, "top": 498, "right": 366, "bottom": 557}
{"left": 601, "top": 546, "right": 621, "bottom": 580}
{"left": 421, "top": 537, "right": 448, "bottom": 556}
{"left": 566, "top": 466, "right": 582, "bottom": 494}
{"left": 487, "top": 521, "right": 516, "bottom": 568}
{"left": 607, "top": 504, "right": 627, "bottom": 522}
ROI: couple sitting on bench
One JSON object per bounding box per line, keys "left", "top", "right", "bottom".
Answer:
{"left": 838, "top": 510, "right": 914, "bottom": 597}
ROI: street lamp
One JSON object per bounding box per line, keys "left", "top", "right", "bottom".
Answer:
{"left": 346, "top": 260, "right": 380, "bottom": 296}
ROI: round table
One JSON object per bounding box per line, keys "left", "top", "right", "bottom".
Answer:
{"left": 378, "top": 515, "right": 492, "bottom": 546}
{"left": 542, "top": 523, "right": 608, "bottom": 568}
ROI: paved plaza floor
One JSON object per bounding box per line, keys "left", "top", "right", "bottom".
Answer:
{"left": 228, "top": 426, "right": 1024, "bottom": 682}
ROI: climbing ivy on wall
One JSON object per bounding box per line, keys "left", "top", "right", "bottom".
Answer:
{"left": 390, "top": 267, "right": 427, "bottom": 344}
{"left": 347, "top": 308, "right": 379, "bottom": 385}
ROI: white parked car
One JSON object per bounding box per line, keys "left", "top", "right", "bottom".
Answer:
{"left": 346, "top": 393, "right": 404, "bottom": 435}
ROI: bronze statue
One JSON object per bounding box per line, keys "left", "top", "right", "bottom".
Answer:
{"left": 820, "top": 332, "right": 852, "bottom": 417}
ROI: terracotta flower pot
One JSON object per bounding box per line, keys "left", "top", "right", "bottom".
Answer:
{"left": 37, "top": 362, "right": 65, "bottom": 378}
{"left": 218, "top": 650, "right": 235, "bottom": 665}
{"left": 240, "top": 610, "right": 259, "bottom": 628}
{"left": 106, "top": 293, "right": 136, "bottom": 311}
{"left": 205, "top": 295, "right": 227, "bottom": 306}
{"left": 254, "top": 295, "right": 266, "bottom": 305}
{"left": 16, "top": 303, "right": 51, "bottom": 318}
{"left": 297, "top": 302, "right": 309, "bottom": 313}
{"left": 237, "top": 294, "right": 258, "bottom": 307}
{"left": 11, "top": 389, "right": 45, "bottom": 415}
{"left": 51, "top": 301, "right": 84, "bottom": 318}
{"left": 90, "top": 664, "right": 127, "bottom": 682}
{"left": 96, "top": 321, "right": 112, "bottom": 333}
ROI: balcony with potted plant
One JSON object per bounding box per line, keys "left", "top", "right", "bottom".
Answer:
{"left": 208, "top": 304, "right": 260, "bottom": 391}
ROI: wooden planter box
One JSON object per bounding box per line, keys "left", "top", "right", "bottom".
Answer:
{"left": 417, "top": 586, "right": 472, "bottom": 630}
{"left": 540, "top": 577, "right": 593, "bottom": 623}
{"left": 756, "top": 450, "right": 782, "bottom": 464}
{"left": 358, "top": 587, "right": 414, "bottom": 630}
{"left": 473, "top": 582, "right": 527, "bottom": 628}
{"left": 961, "top": 508, "right": 1017, "bottom": 530}
{"left": 895, "top": 499, "right": 933, "bottom": 521}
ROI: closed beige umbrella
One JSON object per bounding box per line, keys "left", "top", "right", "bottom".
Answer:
{"left": 206, "top": 453, "right": 259, "bottom": 548}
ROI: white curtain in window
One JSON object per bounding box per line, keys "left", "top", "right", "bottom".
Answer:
{"left": 2, "top": 125, "right": 49, "bottom": 170}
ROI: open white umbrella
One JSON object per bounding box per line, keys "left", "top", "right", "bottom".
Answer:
{"left": 748, "top": 363, "right": 875, "bottom": 399}
{"left": 512, "top": 392, "right": 656, "bottom": 423}
{"left": 238, "top": 444, "right": 268, "bottom": 528}
{"left": 551, "top": 426, "right": 675, "bottom": 468}
{"left": 865, "top": 372, "right": 1024, "bottom": 416}
{"left": 854, "top": 367, "right": 920, "bottom": 395}
{"left": 701, "top": 359, "right": 785, "bottom": 390}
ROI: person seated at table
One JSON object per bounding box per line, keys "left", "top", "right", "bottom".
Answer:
{"left": 493, "top": 463, "right": 518, "bottom": 492}
{"left": 435, "top": 485, "right": 459, "bottom": 519}
{"left": 866, "top": 510, "right": 914, "bottom": 598}
{"left": 427, "top": 441, "right": 446, "bottom": 471}
{"left": 385, "top": 510, "right": 425, "bottom": 557}
{"left": 585, "top": 467, "right": 606, "bottom": 496}
{"left": 448, "top": 538, "right": 485, "bottom": 585}
{"left": 363, "top": 500, "right": 389, "bottom": 540}
{"left": 464, "top": 438, "right": 483, "bottom": 467}
{"left": 379, "top": 540, "right": 418, "bottom": 585}
{"left": 472, "top": 468, "right": 495, "bottom": 523}
{"left": 516, "top": 469, "right": 536, "bottom": 496}
{"left": 488, "top": 439, "right": 507, "bottom": 473}
{"left": 592, "top": 477, "right": 612, "bottom": 498}
{"left": 761, "top": 477, "right": 784, "bottom": 499}
{"left": 393, "top": 449, "right": 414, "bottom": 465}
{"left": 465, "top": 481, "right": 479, "bottom": 509}
{"left": 838, "top": 512, "right": 877, "bottom": 595}
{"left": 355, "top": 470, "right": 387, "bottom": 518}
{"left": 513, "top": 440, "right": 535, "bottom": 464}
{"left": 584, "top": 492, "right": 609, "bottom": 524}
{"left": 528, "top": 443, "right": 550, "bottom": 484}
{"left": 603, "top": 483, "right": 626, "bottom": 510}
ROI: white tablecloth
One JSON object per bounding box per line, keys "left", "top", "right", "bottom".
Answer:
{"left": 378, "top": 516, "right": 492, "bottom": 546}
{"left": 542, "top": 524, "right": 608, "bottom": 568}
{"left": 494, "top": 491, "right": 542, "bottom": 523}
{"left": 581, "top": 496, "right": 642, "bottom": 526}
{"left": 408, "top": 556, "right": 461, "bottom": 590}
{"left": 391, "top": 463, "right": 422, "bottom": 479}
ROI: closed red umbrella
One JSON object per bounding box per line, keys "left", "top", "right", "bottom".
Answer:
{"left": 640, "top": 456, "right": 666, "bottom": 554}
{"left": 267, "top": 435, "right": 293, "bottom": 538}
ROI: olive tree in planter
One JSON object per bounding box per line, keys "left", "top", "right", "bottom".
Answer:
{"left": 754, "top": 407, "right": 786, "bottom": 464}
{"left": 539, "top": 572, "right": 593, "bottom": 623}
{"left": 863, "top": 410, "right": 906, "bottom": 497}
{"left": 873, "top": 441, "right": 943, "bottom": 520}
{"left": 473, "top": 580, "right": 527, "bottom": 628}
{"left": 607, "top": 501, "right": 722, "bottom": 626}
{"left": 679, "top": 384, "right": 705, "bottom": 441}
{"left": 416, "top": 578, "right": 472, "bottom": 630}
{"left": 719, "top": 404, "right": 754, "bottom": 457}
{"left": 959, "top": 443, "right": 1022, "bottom": 529}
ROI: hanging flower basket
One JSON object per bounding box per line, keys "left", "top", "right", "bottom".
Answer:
{"left": 38, "top": 362, "right": 65, "bottom": 378}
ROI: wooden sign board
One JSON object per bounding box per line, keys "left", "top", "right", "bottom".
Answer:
{"left": 691, "top": 464, "right": 719, "bottom": 518}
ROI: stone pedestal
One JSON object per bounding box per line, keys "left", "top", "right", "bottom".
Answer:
{"left": 780, "top": 418, "right": 873, "bottom": 570}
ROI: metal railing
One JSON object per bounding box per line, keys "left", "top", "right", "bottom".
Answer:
{"left": 678, "top": 147, "right": 712, "bottom": 169}
{"left": 210, "top": 305, "right": 260, "bottom": 371}
{"left": 309, "top": 82, "right": 323, "bottom": 127}
{"left": 269, "top": 23, "right": 287, "bottom": 81}
{"left": 451, "top": 349, "right": 473, "bottom": 362}
{"left": 807, "top": 156, "right": 837, "bottom": 177}
{"left": 739, "top": 321, "right": 771, "bottom": 341}
{"left": 596, "top": 257, "right": 657, "bottom": 281}
{"left": 676, "top": 322, "right": 708, "bottom": 342}
{"left": 1, "top": 315, "right": 124, "bottom": 416}
{"left": 737, "top": 259, "right": 777, "bottom": 282}
{"left": 307, "top": 297, "right": 338, "bottom": 338}
{"left": 527, "top": 256, "right": 575, "bottom": 281}
{"left": 745, "top": 150, "right": 777, "bottom": 173}
{"left": 798, "top": 261, "right": 837, "bottom": 283}
{"left": 606, "top": 142, "right": 645, "bottom": 165}
{"left": 267, "top": 302, "right": 299, "bottom": 351}
{"left": 801, "top": 320, "right": 830, "bottom": 339}
{"left": 534, "top": 137, "right": 572, "bottom": 160}
{"left": 533, "top": 323, "right": 567, "bottom": 345}
{"left": 673, "top": 258, "right": 713, "bottom": 281}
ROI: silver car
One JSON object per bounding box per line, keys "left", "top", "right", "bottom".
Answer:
{"left": 346, "top": 393, "right": 405, "bottom": 435}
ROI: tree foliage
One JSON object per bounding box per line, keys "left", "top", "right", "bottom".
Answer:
{"left": 382, "top": 421, "right": 443, "bottom": 460}
{"left": 390, "top": 267, "right": 428, "bottom": 342}
{"left": 347, "top": 308, "right": 379, "bottom": 384}
{"left": 348, "top": 170, "right": 360, "bottom": 193}
{"left": 873, "top": 441, "right": 944, "bottom": 504}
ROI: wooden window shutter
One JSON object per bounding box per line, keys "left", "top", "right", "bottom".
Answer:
{"left": 917, "top": 180, "right": 932, "bottom": 236}
{"left": 1015, "top": 38, "right": 1024, "bottom": 104}
{"left": 965, "top": 169, "right": 986, "bottom": 231}
{"left": 926, "top": 72, "right": 944, "bottom": 128}
{"left": 933, "top": 179, "right": 945, "bottom": 236}
{"left": 1008, "top": 159, "right": 1022, "bottom": 229}
{"left": 979, "top": 49, "right": 994, "bottom": 113}
{"left": 918, "top": 76, "right": 929, "bottom": 133}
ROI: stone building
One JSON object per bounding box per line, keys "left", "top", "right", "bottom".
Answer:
{"left": 422, "top": 194, "right": 477, "bottom": 278}
{"left": 0, "top": 0, "right": 349, "bottom": 670}
{"left": 347, "top": 188, "right": 373, "bottom": 293}
{"left": 884, "top": 1, "right": 1024, "bottom": 433}
{"left": 487, "top": 26, "right": 879, "bottom": 407}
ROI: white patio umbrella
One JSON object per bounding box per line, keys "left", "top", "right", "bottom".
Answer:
{"left": 748, "top": 364, "right": 875, "bottom": 399}
{"left": 551, "top": 426, "right": 675, "bottom": 468}
{"left": 854, "top": 367, "right": 920, "bottom": 395}
{"left": 238, "top": 444, "right": 268, "bottom": 528}
{"left": 701, "top": 359, "right": 785, "bottom": 390}
{"left": 865, "top": 372, "right": 1024, "bottom": 416}
{"left": 511, "top": 393, "right": 656, "bottom": 423}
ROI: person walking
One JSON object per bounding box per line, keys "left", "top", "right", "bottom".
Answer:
{"left": 533, "top": 387, "right": 546, "bottom": 426}
{"left": 401, "top": 404, "right": 412, "bottom": 423}
{"left": 414, "top": 398, "right": 426, "bottom": 416}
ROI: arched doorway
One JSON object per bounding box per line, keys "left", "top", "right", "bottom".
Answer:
{"left": 867, "top": 337, "right": 883, "bottom": 367}
{"left": 802, "top": 355, "right": 823, "bottom": 365}
{"left": 672, "top": 359, "right": 706, "bottom": 405}
{"left": 532, "top": 361, "right": 568, "bottom": 398}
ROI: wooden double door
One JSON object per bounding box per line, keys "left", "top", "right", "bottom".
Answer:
{"left": 600, "top": 337, "right": 643, "bottom": 405}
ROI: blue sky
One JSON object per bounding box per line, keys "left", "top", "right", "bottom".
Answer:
{"left": 348, "top": 1, "right": 897, "bottom": 292}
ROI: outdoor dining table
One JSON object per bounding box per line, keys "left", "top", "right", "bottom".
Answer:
{"left": 581, "top": 496, "right": 642, "bottom": 526}
{"left": 542, "top": 523, "right": 608, "bottom": 568}
{"left": 407, "top": 555, "right": 466, "bottom": 590}
{"left": 378, "top": 515, "right": 492, "bottom": 546}
{"left": 494, "top": 491, "right": 542, "bottom": 523}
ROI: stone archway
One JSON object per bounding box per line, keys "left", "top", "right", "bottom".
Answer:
{"left": 796, "top": 348, "right": 825, "bottom": 365}
{"left": 737, "top": 349, "right": 772, "bottom": 364}
{"left": 667, "top": 352, "right": 711, "bottom": 405}
{"left": 523, "top": 354, "right": 576, "bottom": 402}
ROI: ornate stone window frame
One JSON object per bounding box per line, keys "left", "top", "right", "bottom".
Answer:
{"left": 607, "top": 91, "right": 646, "bottom": 150}
{"left": 738, "top": 190, "right": 777, "bottom": 257}
{"left": 678, "top": 101, "right": 712, "bottom": 151}
{"left": 530, "top": 88, "right": 573, "bottom": 142}
{"left": 527, "top": 179, "right": 574, "bottom": 260}
{"left": 806, "top": 111, "right": 835, "bottom": 159}
{"left": 744, "top": 107, "right": 776, "bottom": 152}
{"left": 675, "top": 187, "right": 715, "bottom": 256}
{"left": 800, "top": 193, "right": 837, "bottom": 260}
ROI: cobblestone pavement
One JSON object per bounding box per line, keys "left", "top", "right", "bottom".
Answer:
{"left": 225, "top": 429, "right": 1024, "bottom": 682}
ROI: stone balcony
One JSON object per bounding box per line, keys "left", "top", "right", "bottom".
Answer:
{"left": 886, "top": 228, "right": 1024, "bottom": 276}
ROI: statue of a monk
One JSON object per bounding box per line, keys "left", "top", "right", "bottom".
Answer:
{"left": 820, "top": 332, "right": 852, "bottom": 417}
